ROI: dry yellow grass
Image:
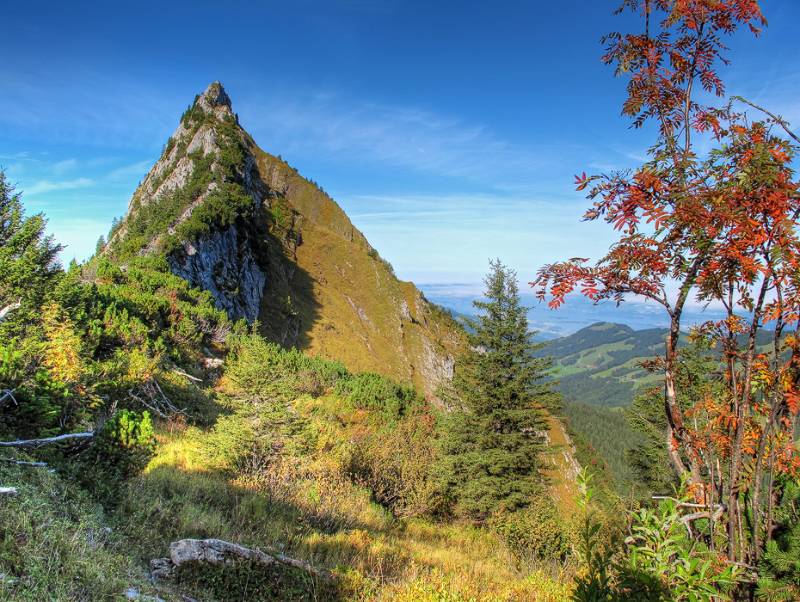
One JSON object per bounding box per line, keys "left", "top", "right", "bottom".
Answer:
{"left": 126, "top": 421, "right": 575, "bottom": 602}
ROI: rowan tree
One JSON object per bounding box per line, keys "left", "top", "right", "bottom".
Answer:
{"left": 532, "top": 0, "right": 800, "bottom": 580}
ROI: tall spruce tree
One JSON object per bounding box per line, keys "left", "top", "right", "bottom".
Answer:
{"left": 442, "top": 260, "right": 557, "bottom": 521}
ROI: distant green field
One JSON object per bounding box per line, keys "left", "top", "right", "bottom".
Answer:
{"left": 541, "top": 322, "right": 779, "bottom": 494}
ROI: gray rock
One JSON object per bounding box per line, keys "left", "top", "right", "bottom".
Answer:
{"left": 149, "top": 558, "right": 173, "bottom": 580}
{"left": 125, "top": 586, "right": 166, "bottom": 602}
{"left": 168, "top": 224, "right": 266, "bottom": 323}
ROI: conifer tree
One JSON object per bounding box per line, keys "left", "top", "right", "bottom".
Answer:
{"left": 442, "top": 260, "right": 557, "bottom": 521}
{"left": 0, "top": 170, "right": 62, "bottom": 334}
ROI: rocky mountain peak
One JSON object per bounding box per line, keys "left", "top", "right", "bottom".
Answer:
{"left": 197, "top": 81, "right": 232, "bottom": 111}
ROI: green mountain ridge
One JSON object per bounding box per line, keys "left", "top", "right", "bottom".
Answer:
{"left": 540, "top": 321, "right": 664, "bottom": 409}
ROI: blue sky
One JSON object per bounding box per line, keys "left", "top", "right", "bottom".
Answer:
{"left": 2, "top": 0, "right": 799, "bottom": 295}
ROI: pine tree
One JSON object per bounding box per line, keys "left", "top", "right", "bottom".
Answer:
{"left": 442, "top": 260, "right": 557, "bottom": 521}
{"left": 0, "top": 170, "right": 63, "bottom": 333}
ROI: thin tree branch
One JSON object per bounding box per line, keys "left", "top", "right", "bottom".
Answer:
{"left": 0, "top": 389, "right": 17, "bottom": 408}
{"left": 732, "top": 96, "right": 800, "bottom": 144}
{"left": 0, "top": 458, "right": 48, "bottom": 468}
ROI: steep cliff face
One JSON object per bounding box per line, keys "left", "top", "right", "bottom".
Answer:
{"left": 109, "top": 82, "right": 462, "bottom": 397}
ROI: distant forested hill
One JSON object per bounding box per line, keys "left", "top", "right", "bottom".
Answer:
{"left": 539, "top": 322, "right": 664, "bottom": 409}
{"left": 540, "top": 320, "right": 776, "bottom": 409}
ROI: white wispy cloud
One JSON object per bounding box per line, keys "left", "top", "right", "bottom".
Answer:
{"left": 25, "top": 177, "right": 94, "bottom": 195}
{"left": 335, "top": 191, "right": 616, "bottom": 285}
{"left": 0, "top": 69, "right": 181, "bottom": 149}
{"left": 108, "top": 159, "right": 154, "bottom": 181}
{"left": 238, "top": 92, "right": 573, "bottom": 184}
{"left": 51, "top": 158, "right": 79, "bottom": 175}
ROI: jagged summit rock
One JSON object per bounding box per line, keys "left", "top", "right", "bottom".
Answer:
{"left": 198, "top": 81, "right": 232, "bottom": 109}
{"left": 107, "top": 82, "right": 462, "bottom": 398}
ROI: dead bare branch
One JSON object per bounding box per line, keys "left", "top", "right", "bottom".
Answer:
{"left": 732, "top": 96, "right": 800, "bottom": 145}
{"left": 173, "top": 368, "right": 202, "bottom": 382}
{"left": 129, "top": 378, "right": 185, "bottom": 418}
{"left": 0, "top": 458, "right": 48, "bottom": 468}
{"left": 0, "top": 431, "right": 94, "bottom": 449}
{"left": 0, "top": 389, "right": 17, "bottom": 409}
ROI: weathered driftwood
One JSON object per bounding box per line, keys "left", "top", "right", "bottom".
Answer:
{"left": 0, "top": 458, "right": 48, "bottom": 468}
{"left": 151, "top": 538, "right": 331, "bottom": 581}
{"left": 0, "top": 301, "right": 21, "bottom": 323}
{"left": 0, "top": 431, "right": 94, "bottom": 449}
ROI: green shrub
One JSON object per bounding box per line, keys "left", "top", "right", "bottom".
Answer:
{"left": 70, "top": 410, "right": 155, "bottom": 504}
{"left": 335, "top": 372, "right": 419, "bottom": 420}
{"left": 490, "top": 494, "right": 571, "bottom": 563}
{"left": 347, "top": 411, "right": 443, "bottom": 518}
{"left": 226, "top": 334, "right": 347, "bottom": 401}
{"left": 757, "top": 478, "right": 800, "bottom": 601}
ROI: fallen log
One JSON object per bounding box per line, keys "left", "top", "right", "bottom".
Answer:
{"left": 152, "top": 538, "right": 331, "bottom": 581}
{"left": 0, "top": 431, "right": 94, "bottom": 449}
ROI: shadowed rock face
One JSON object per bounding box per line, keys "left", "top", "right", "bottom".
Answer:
{"left": 112, "top": 82, "right": 463, "bottom": 398}
{"left": 168, "top": 224, "right": 265, "bottom": 322}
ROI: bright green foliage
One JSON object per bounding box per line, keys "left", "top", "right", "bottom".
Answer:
{"left": 441, "top": 260, "right": 556, "bottom": 521}
{"left": 571, "top": 468, "right": 620, "bottom": 602}
{"left": 572, "top": 470, "right": 739, "bottom": 602}
{"left": 71, "top": 410, "right": 156, "bottom": 503}
{"left": 335, "top": 372, "right": 419, "bottom": 420}
{"left": 619, "top": 497, "right": 739, "bottom": 601}
{"left": 758, "top": 479, "right": 800, "bottom": 601}
{"left": 226, "top": 334, "right": 347, "bottom": 402}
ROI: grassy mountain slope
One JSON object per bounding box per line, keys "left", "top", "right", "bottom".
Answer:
{"left": 107, "top": 82, "right": 462, "bottom": 399}
{"left": 252, "top": 149, "right": 461, "bottom": 392}
{"left": 0, "top": 336, "right": 573, "bottom": 602}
